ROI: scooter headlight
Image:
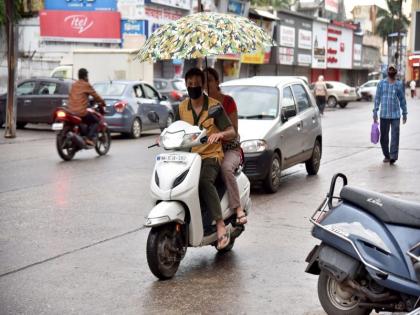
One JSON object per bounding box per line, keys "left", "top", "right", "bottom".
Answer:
{"left": 160, "top": 130, "right": 185, "bottom": 149}
{"left": 181, "top": 132, "right": 201, "bottom": 147}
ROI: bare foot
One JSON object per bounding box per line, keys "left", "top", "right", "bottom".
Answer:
{"left": 236, "top": 207, "right": 247, "bottom": 225}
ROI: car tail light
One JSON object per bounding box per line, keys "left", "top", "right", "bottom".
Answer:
{"left": 56, "top": 110, "right": 66, "bottom": 118}
{"left": 170, "top": 90, "right": 183, "bottom": 101}
{"left": 114, "top": 101, "right": 127, "bottom": 113}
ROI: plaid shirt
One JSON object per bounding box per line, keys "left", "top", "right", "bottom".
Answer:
{"left": 373, "top": 79, "right": 407, "bottom": 119}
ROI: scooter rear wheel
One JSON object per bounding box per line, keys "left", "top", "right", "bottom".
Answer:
{"left": 146, "top": 225, "right": 181, "bottom": 280}
{"left": 318, "top": 270, "right": 371, "bottom": 315}
{"left": 56, "top": 130, "right": 76, "bottom": 161}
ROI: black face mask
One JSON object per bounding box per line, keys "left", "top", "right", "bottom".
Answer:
{"left": 388, "top": 71, "right": 397, "bottom": 79}
{"left": 187, "top": 86, "right": 202, "bottom": 100}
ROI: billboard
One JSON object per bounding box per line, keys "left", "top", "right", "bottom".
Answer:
{"left": 327, "top": 25, "right": 353, "bottom": 69}
{"left": 44, "top": 0, "right": 117, "bottom": 11}
{"left": 312, "top": 21, "right": 327, "bottom": 69}
{"left": 325, "top": 0, "right": 338, "bottom": 13}
{"left": 145, "top": 0, "right": 191, "bottom": 10}
{"left": 40, "top": 10, "right": 121, "bottom": 43}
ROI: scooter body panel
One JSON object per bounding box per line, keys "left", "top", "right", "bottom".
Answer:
{"left": 313, "top": 201, "right": 420, "bottom": 296}
{"left": 144, "top": 201, "right": 185, "bottom": 227}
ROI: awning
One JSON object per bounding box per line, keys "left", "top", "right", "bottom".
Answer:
{"left": 249, "top": 8, "right": 279, "bottom": 21}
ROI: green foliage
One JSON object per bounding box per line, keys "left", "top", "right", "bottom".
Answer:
{"left": 375, "top": 0, "right": 410, "bottom": 41}
{"left": 0, "top": 0, "right": 23, "bottom": 26}
{"left": 251, "top": 0, "right": 291, "bottom": 9}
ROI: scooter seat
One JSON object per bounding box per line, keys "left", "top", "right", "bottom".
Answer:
{"left": 340, "top": 186, "right": 420, "bottom": 228}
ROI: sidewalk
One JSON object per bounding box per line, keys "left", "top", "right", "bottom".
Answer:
{"left": 0, "top": 124, "right": 55, "bottom": 145}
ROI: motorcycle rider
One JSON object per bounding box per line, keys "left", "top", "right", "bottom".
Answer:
{"left": 175, "top": 67, "right": 236, "bottom": 250}
{"left": 68, "top": 68, "right": 106, "bottom": 146}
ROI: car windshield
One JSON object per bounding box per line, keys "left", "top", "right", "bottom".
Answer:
{"left": 93, "top": 83, "right": 126, "bottom": 96}
{"left": 172, "top": 80, "right": 186, "bottom": 91}
{"left": 222, "top": 85, "right": 279, "bottom": 119}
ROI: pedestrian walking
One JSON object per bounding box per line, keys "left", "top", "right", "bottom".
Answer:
{"left": 410, "top": 79, "right": 417, "bottom": 98}
{"left": 314, "top": 75, "right": 327, "bottom": 115}
{"left": 373, "top": 64, "right": 408, "bottom": 165}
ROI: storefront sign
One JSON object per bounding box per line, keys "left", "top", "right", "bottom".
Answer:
{"left": 118, "top": 0, "right": 145, "bottom": 19}
{"left": 121, "top": 19, "right": 147, "bottom": 35}
{"left": 325, "top": 0, "right": 338, "bottom": 14}
{"left": 298, "top": 53, "right": 311, "bottom": 65}
{"left": 279, "top": 47, "right": 294, "bottom": 65}
{"left": 298, "top": 29, "right": 312, "bottom": 50}
{"left": 44, "top": 0, "right": 117, "bottom": 11}
{"left": 280, "top": 26, "right": 295, "bottom": 48}
{"left": 145, "top": 0, "right": 191, "bottom": 11}
{"left": 353, "top": 43, "right": 362, "bottom": 67}
{"left": 146, "top": 5, "right": 184, "bottom": 37}
{"left": 40, "top": 10, "right": 121, "bottom": 43}
{"left": 312, "top": 22, "right": 327, "bottom": 69}
{"left": 327, "top": 25, "right": 353, "bottom": 69}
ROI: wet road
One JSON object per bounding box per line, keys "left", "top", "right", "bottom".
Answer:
{"left": 1, "top": 99, "right": 420, "bottom": 314}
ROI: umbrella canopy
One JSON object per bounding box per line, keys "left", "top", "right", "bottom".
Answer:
{"left": 136, "top": 12, "right": 275, "bottom": 62}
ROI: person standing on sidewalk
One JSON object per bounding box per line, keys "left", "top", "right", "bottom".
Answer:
{"left": 410, "top": 79, "right": 417, "bottom": 98}
{"left": 314, "top": 75, "right": 328, "bottom": 115}
{"left": 373, "top": 64, "right": 408, "bottom": 165}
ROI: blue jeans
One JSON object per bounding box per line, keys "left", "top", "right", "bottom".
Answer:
{"left": 380, "top": 118, "right": 400, "bottom": 160}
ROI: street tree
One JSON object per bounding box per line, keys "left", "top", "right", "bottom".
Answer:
{"left": 375, "top": 0, "right": 409, "bottom": 67}
{"left": 0, "top": 0, "right": 22, "bottom": 138}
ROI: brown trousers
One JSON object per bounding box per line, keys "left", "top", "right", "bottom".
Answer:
{"left": 221, "top": 148, "right": 242, "bottom": 210}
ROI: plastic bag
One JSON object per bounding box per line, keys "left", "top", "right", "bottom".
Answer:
{"left": 371, "top": 122, "right": 380, "bottom": 144}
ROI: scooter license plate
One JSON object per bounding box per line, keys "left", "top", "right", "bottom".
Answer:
{"left": 52, "top": 123, "right": 64, "bottom": 131}
{"left": 158, "top": 154, "right": 187, "bottom": 163}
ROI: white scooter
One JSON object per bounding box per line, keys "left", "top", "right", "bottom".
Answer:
{"left": 144, "top": 107, "right": 252, "bottom": 280}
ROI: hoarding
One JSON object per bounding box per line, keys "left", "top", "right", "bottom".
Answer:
{"left": 40, "top": 10, "right": 121, "bottom": 43}
{"left": 312, "top": 21, "right": 327, "bottom": 69}
{"left": 298, "top": 29, "right": 312, "bottom": 50}
{"left": 145, "top": 0, "right": 191, "bottom": 10}
{"left": 325, "top": 0, "right": 338, "bottom": 14}
{"left": 118, "top": 0, "right": 145, "bottom": 19}
{"left": 327, "top": 25, "right": 353, "bottom": 69}
{"left": 44, "top": 0, "right": 117, "bottom": 11}
{"left": 280, "top": 26, "right": 295, "bottom": 48}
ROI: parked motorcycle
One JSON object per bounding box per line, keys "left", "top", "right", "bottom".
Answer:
{"left": 144, "top": 107, "right": 252, "bottom": 280}
{"left": 305, "top": 173, "right": 420, "bottom": 314}
{"left": 52, "top": 106, "right": 111, "bottom": 161}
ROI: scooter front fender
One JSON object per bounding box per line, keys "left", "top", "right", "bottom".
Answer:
{"left": 144, "top": 201, "right": 185, "bottom": 227}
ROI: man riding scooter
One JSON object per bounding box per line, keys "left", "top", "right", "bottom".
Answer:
{"left": 68, "top": 68, "right": 106, "bottom": 146}
{"left": 175, "top": 67, "right": 236, "bottom": 250}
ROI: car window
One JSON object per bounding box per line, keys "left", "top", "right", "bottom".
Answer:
{"left": 17, "top": 81, "right": 36, "bottom": 95}
{"left": 153, "top": 80, "right": 167, "bottom": 90}
{"left": 292, "top": 84, "right": 311, "bottom": 112}
{"left": 172, "top": 80, "right": 186, "bottom": 91}
{"left": 143, "top": 84, "right": 160, "bottom": 100}
{"left": 221, "top": 85, "right": 279, "bottom": 119}
{"left": 93, "top": 83, "right": 126, "bottom": 96}
{"left": 326, "top": 83, "right": 333, "bottom": 89}
{"left": 133, "top": 85, "right": 144, "bottom": 98}
{"left": 38, "top": 82, "right": 59, "bottom": 95}
{"left": 282, "top": 86, "right": 296, "bottom": 108}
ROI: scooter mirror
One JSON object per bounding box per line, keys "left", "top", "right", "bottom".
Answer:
{"left": 207, "top": 105, "right": 223, "bottom": 118}
{"left": 148, "top": 111, "right": 159, "bottom": 123}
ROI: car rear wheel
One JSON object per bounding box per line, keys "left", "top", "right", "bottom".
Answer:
{"left": 305, "top": 140, "right": 321, "bottom": 175}
{"left": 327, "top": 96, "right": 337, "bottom": 108}
{"left": 164, "top": 113, "right": 174, "bottom": 129}
{"left": 264, "top": 152, "right": 281, "bottom": 193}
{"left": 129, "top": 118, "right": 142, "bottom": 139}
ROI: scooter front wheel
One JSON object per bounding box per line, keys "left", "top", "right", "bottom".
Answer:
{"left": 318, "top": 270, "right": 371, "bottom": 315}
{"left": 146, "top": 224, "right": 182, "bottom": 280}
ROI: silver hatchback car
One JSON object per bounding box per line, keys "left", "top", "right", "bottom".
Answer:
{"left": 221, "top": 76, "right": 322, "bottom": 193}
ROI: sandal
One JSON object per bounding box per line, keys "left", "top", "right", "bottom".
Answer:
{"left": 217, "top": 229, "right": 231, "bottom": 250}
{"left": 236, "top": 214, "right": 248, "bottom": 225}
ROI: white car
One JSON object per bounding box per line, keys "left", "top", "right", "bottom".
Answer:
{"left": 358, "top": 80, "right": 380, "bottom": 101}
{"left": 221, "top": 76, "right": 323, "bottom": 193}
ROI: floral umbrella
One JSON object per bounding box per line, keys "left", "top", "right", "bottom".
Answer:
{"left": 136, "top": 12, "right": 275, "bottom": 62}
